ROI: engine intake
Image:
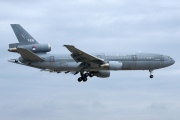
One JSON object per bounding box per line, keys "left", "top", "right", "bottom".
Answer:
{"left": 100, "top": 61, "right": 122, "bottom": 70}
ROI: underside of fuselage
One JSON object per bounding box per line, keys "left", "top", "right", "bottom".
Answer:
{"left": 28, "top": 57, "right": 169, "bottom": 72}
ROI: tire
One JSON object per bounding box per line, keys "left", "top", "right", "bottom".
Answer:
{"left": 150, "top": 75, "right": 154, "bottom": 78}
{"left": 89, "top": 73, "right": 94, "bottom": 77}
{"left": 83, "top": 77, "right": 87, "bottom": 82}
{"left": 78, "top": 77, "right": 82, "bottom": 82}
{"left": 85, "top": 73, "right": 89, "bottom": 77}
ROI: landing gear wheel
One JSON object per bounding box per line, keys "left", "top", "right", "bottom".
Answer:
{"left": 83, "top": 77, "right": 87, "bottom": 82}
{"left": 78, "top": 77, "right": 82, "bottom": 82}
{"left": 149, "top": 70, "right": 154, "bottom": 79}
{"left": 150, "top": 75, "right": 154, "bottom": 78}
{"left": 89, "top": 73, "right": 94, "bottom": 77}
{"left": 85, "top": 73, "right": 89, "bottom": 77}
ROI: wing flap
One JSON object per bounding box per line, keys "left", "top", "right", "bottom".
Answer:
{"left": 64, "top": 45, "right": 104, "bottom": 63}
{"left": 17, "top": 48, "right": 44, "bottom": 61}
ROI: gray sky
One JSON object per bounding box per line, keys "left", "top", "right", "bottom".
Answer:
{"left": 0, "top": 0, "right": 180, "bottom": 120}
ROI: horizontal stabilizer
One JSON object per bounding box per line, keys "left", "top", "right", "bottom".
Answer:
{"left": 17, "top": 48, "right": 44, "bottom": 61}
{"left": 8, "top": 59, "right": 44, "bottom": 70}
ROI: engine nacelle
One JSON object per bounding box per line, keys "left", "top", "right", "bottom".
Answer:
{"left": 100, "top": 61, "right": 122, "bottom": 70}
{"left": 8, "top": 44, "right": 51, "bottom": 53}
{"left": 93, "top": 70, "right": 110, "bottom": 78}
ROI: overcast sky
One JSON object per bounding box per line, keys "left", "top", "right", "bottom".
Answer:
{"left": 0, "top": 0, "right": 180, "bottom": 120}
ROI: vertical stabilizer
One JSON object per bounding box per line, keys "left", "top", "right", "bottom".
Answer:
{"left": 11, "top": 24, "right": 38, "bottom": 44}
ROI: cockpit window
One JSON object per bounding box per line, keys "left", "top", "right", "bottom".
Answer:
{"left": 167, "top": 56, "right": 172, "bottom": 59}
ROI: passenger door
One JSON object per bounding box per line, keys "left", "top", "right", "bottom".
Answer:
{"left": 50, "top": 56, "right": 55, "bottom": 62}
{"left": 132, "top": 55, "right": 137, "bottom": 69}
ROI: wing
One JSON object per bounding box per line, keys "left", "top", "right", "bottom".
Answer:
{"left": 64, "top": 45, "right": 104, "bottom": 64}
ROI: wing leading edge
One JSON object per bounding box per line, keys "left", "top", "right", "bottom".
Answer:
{"left": 64, "top": 45, "right": 104, "bottom": 64}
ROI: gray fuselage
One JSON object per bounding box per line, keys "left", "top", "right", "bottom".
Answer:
{"left": 19, "top": 53, "right": 175, "bottom": 72}
{"left": 8, "top": 24, "right": 175, "bottom": 81}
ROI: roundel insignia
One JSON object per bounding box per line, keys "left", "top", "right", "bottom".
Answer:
{"left": 32, "top": 46, "right": 36, "bottom": 50}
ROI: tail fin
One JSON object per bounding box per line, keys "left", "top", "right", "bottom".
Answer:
{"left": 11, "top": 24, "right": 38, "bottom": 44}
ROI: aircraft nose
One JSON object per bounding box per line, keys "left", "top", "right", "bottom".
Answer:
{"left": 171, "top": 59, "right": 175, "bottom": 65}
{"left": 165, "top": 58, "right": 175, "bottom": 67}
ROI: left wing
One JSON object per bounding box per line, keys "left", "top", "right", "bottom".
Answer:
{"left": 64, "top": 45, "right": 104, "bottom": 64}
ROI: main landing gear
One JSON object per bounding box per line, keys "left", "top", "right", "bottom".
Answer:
{"left": 149, "top": 70, "right": 154, "bottom": 78}
{"left": 77, "top": 72, "right": 94, "bottom": 82}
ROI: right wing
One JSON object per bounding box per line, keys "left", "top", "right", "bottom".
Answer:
{"left": 64, "top": 45, "right": 104, "bottom": 64}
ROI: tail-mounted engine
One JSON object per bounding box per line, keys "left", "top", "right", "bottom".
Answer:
{"left": 8, "top": 43, "right": 51, "bottom": 53}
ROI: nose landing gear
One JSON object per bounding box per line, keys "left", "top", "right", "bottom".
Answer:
{"left": 150, "top": 75, "right": 154, "bottom": 78}
{"left": 149, "top": 70, "right": 154, "bottom": 78}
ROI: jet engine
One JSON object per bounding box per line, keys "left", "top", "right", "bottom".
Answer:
{"left": 8, "top": 44, "right": 51, "bottom": 53}
{"left": 100, "top": 61, "right": 122, "bottom": 70}
{"left": 93, "top": 70, "right": 110, "bottom": 78}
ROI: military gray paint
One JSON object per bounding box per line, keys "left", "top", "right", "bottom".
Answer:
{"left": 8, "top": 24, "right": 175, "bottom": 81}
{"left": 25, "top": 53, "right": 174, "bottom": 71}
